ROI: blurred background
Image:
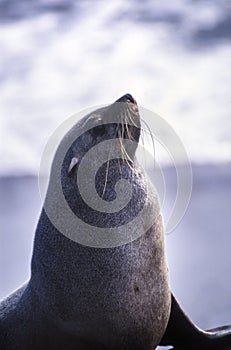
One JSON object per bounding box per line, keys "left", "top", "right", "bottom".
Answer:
{"left": 0, "top": 0, "right": 230, "bottom": 347}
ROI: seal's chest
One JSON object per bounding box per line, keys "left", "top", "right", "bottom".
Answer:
{"left": 66, "top": 223, "right": 170, "bottom": 348}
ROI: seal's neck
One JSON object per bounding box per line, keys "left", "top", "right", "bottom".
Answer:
{"left": 30, "top": 208, "right": 130, "bottom": 318}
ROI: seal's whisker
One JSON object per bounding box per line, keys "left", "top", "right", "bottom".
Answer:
{"left": 117, "top": 127, "right": 128, "bottom": 161}
{"left": 120, "top": 138, "right": 136, "bottom": 174}
{"left": 117, "top": 158, "right": 122, "bottom": 175}
{"left": 125, "top": 109, "right": 140, "bottom": 128}
{"left": 124, "top": 118, "right": 133, "bottom": 141}
{"left": 119, "top": 130, "right": 126, "bottom": 162}
{"left": 118, "top": 130, "right": 125, "bottom": 162}
{"left": 102, "top": 158, "right": 110, "bottom": 199}
{"left": 121, "top": 121, "right": 125, "bottom": 139}
{"left": 139, "top": 131, "right": 149, "bottom": 170}
{"left": 141, "top": 118, "right": 156, "bottom": 170}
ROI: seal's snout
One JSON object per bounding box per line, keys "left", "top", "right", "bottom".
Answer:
{"left": 116, "top": 93, "right": 137, "bottom": 105}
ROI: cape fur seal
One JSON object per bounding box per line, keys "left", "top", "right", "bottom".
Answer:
{"left": 0, "top": 94, "right": 231, "bottom": 349}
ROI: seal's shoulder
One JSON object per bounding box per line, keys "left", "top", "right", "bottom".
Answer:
{"left": 0, "top": 284, "right": 27, "bottom": 319}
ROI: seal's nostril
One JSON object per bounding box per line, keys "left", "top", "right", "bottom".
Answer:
{"left": 124, "top": 93, "right": 135, "bottom": 103}
{"left": 116, "top": 94, "right": 136, "bottom": 104}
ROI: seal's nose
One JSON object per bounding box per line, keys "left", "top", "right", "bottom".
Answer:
{"left": 116, "top": 93, "right": 137, "bottom": 104}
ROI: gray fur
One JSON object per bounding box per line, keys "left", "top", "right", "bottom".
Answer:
{"left": 0, "top": 95, "right": 171, "bottom": 349}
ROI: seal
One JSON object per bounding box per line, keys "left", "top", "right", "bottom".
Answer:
{"left": 0, "top": 94, "right": 231, "bottom": 350}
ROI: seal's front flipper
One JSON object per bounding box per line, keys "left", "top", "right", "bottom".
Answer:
{"left": 159, "top": 294, "right": 231, "bottom": 349}
{"left": 207, "top": 324, "right": 231, "bottom": 333}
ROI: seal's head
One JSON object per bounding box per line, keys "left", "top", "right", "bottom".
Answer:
{"left": 66, "top": 93, "right": 141, "bottom": 176}
{"left": 43, "top": 93, "right": 159, "bottom": 248}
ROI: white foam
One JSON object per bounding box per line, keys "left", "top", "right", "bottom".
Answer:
{"left": 0, "top": 1, "right": 230, "bottom": 175}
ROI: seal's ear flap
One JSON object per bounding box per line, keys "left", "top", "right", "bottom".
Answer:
{"left": 68, "top": 157, "right": 78, "bottom": 176}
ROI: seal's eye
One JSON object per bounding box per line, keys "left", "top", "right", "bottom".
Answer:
{"left": 90, "top": 124, "right": 106, "bottom": 136}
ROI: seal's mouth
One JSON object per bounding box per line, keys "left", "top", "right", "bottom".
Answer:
{"left": 112, "top": 93, "right": 140, "bottom": 143}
